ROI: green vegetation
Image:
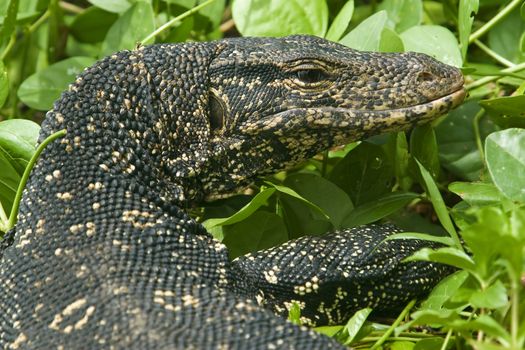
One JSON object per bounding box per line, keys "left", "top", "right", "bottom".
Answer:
{"left": 1, "top": 0, "right": 524, "bottom": 348}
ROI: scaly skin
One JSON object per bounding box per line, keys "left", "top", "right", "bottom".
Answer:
{"left": 0, "top": 36, "right": 464, "bottom": 349}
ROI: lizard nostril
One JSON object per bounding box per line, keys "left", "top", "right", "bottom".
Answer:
{"left": 417, "top": 71, "right": 435, "bottom": 82}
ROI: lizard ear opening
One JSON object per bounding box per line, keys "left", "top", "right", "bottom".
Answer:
{"left": 208, "top": 90, "right": 226, "bottom": 132}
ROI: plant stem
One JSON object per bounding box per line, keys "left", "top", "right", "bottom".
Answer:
{"left": 7, "top": 129, "right": 66, "bottom": 230}
{"left": 469, "top": 0, "right": 523, "bottom": 43}
{"left": 473, "top": 109, "right": 485, "bottom": 164}
{"left": 473, "top": 39, "right": 514, "bottom": 68}
{"left": 440, "top": 329, "right": 453, "bottom": 350}
{"left": 370, "top": 299, "right": 416, "bottom": 349}
{"left": 466, "top": 61, "right": 525, "bottom": 90}
{"left": 141, "top": 0, "right": 218, "bottom": 44}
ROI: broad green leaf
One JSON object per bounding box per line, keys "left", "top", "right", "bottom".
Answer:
{"left": 379, "top": 27, "right": 404, "bottom": 52}
{"left": 329, "top": 142, "right": 394, "bottom": 206}
{"left": 0, "top": 0, "right": 19, "bottom": 50}
{"left": 198, "top": 0, "right": 226, "bottom": 28}
{"left": 0, "top": 61, "right": 8, "bottom": 108}
{"left": 378, "top": 0, "right": 422, "bottom": 33}
{"left": 164, "top": 0, "right": 197, "bottom": 7}
{"left": 405, "top": 247, "right": 476, "bottom": 271}
{"left": 448, "top": 182, "right": 506, "bottom": 206}
{"left": 70, "top": 7, "right": 118, "bottom": 44}
{"left": 232, "top": 0, "right": 328, "bottom": 37}
{"left": 342, "top": 192, "right": 418, "bottom": 228}
{"left": 410, "top": 124, "right": 440, "bottom": 179}
{"left": 488, "top": 8, "right": 525, "bottom": 64}
{"left": 325, "top": 0, "right": 354, "bottom": 42}
{"left": 222, "top": 211, "right": 288, "bottom": 259}
{"left": 461, "top": 207, "right": 522, "bottom": 280}
{"left": 410, "top": 308, "right": 460, "bottom": 325}
{"left": 339, "top": 10, "right": 388, "bottom": 51}
{"left": 267, "top": 181, "right": 329, "bottom": 219}
{"left": 451, "top": 315, "right": 510, "bottom": 340}
{"left": 282, "top": 174, "right": 353, "bottom": 228}
{"left": 0, "top": 119, "right": 40, "bottom": 174}
{"left": 203, "top": 188, "right": 276, "bottom": 229}
{"left": 420, "top": 270, "right": 469, "bottom": 310}
{"left": 342, "top": 308, "right": 372, "bottom": 345}
{"left": 88, "top": 0, "right": 131, "bottom": 13}
{"left": 416, "top": 160, "right": 458, "bottom": 242}
{"left": 101, "top": 1, "right": 155, "bottom": 56}
{"left": 435, "top": 100, "right": 496, "bottom": 181}
{"left": 400, "top": 25, "right": 462, "bottom": 67}
{"left": 18, "top": 56, "right": 96, "bottom": 111}
{"left": 314, "top": 325, "right": 343, "bottom": 337}
{"left": 479, "top": 95, "right": 525, "bottom": 128}
{"left": 0, "top": 0, "right": 38, "bottom": 26}
{"left": 0, "top": 152, "right": 19, "bottom": 216}
{"left": 393, "top": 132, "right": 412, "bottom": 191}
{"left": 469, "top": 280, "right": 507, "bottom": 309}
{"left": 485, "top": 128, "right": 525, "bottom": 202}
{"left": 414, "top": 338, "right": 449, "bottom": 350}
{"left": 390, "top": 341, "right": 415, "bottom": 350}
{"left": 458, "top": 0, "right": 479, "bottom": 59}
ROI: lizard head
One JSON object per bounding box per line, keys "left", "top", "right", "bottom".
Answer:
{"left": 202, "top": 35, "right": 465, "bottom": 196}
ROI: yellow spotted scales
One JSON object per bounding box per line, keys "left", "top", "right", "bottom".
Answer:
{"left": 0, "top": 35, "right": 464, "bottom": 349}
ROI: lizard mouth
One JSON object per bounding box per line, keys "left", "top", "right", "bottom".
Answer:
{"left": 240, "top": 87, "right": 466, "bottom": 137}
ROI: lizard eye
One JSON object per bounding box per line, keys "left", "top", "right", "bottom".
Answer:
{"left": 295, "top": 68, "right": 328, "bottom": 84}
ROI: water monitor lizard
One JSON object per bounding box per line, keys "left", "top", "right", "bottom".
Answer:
{"left": 0, "top": 35, "right": 465, "bottom": 349}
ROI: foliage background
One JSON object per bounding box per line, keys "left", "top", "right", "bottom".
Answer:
{"left": 1, "top": 0, "right": 525, "bottom": 349}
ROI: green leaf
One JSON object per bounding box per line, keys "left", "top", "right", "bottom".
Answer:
{"left": 415, "top": 160, "right": 459, "bottom": 244}
{"left": 485, "top": 128, "right": 525, "bottom": 202}
{"left": 400, "top": 25, "right": 462, "bottom": 67}
{"left": 378, "top": 0, "right": 423, "bottom": 33}
{"left": 329, "top": 142, "right": 394, "bottom": 206}
{"left": 435, "top": 100, "right": 496, "bottom": 181}
{"left": 281, "top": 174, "right": 353, "bottom": 228}
{"left": 420, "top": 270, "right": 469, "bottom": 310}
{"left": 405, "top": 247, "right": 476, "bottom": 271}
{"left": 410, "top": 124, "right": 440, "bottom": 179}
{"left": 0, "top": 0, "right": 19, "bottom": 50}
{"left": 342, "top": 308, "right": 372, "bottom": 345}
{"left": 451, "top": 315, "right": 510, "bottom": 341}
{"left": 469, "top": 280, "right": 508, "bottom": 309}
{"left": 0, "top": 61, "right": 8, "bottom": 108}
{"left": 70, "top": 7, "right": 118, "bottom": 44}
{"left": 479, "top": 95, "right": 525, "bottom": 128}
{"left": 203, "top": 188, "right": 276, "bottom": 229}
{"left": 268, "top": 181, "right": 330, "bottom": 219}
{"left": 488, "top": 8, "right": 525, "bottom": 64}
{"left": 232, "top": 0, "right": 328, "bottom": 37}
{"left": 0, "top": 119, "right": 40, "bottom": 174}
{"left": 325, "top": 0, "right": 354, "bottom": 42}
{"left": 410, "top": 308, "right": 460, "bottom": 326}
{"left": 414, "top": 338, "right": 449, "bottom": 350}
{"left": 384, "top": 232, "right": 454, "bottom": 246}
{"left": 287, "top": 301, "right": 301, "bottom": 325}
{"left": 88, "top": 0, "right": 131, "bottom": 13}
{"left": 379, "top": 27, "right": 404, "bottom": 52}
{"left": 448, "top": 182, "right": 506, "bottom": 206}
{"left": 339, "top": 10, "right": 388, "bottom": 51}
{"left": 222, "top": 211, "right": 288, "bottom": 259}
{"left": 101, "top": 1, "right": 155, "bottom": 56}
{"left": 0, "top": 152, "right": 19, "bottom": 216}
{"left": 198, "top": 0, "right": 226, "bottom": 28}
{"left": 342, "top": 192, "right": 418, "bottom": 228}
{"left": 314, "top": 325, "right": 343, "bottom": 337}
{"left": 390, "top": 341, "right": 415, "bottom": 350}
{"left": 458, "top": 0, "right": 479, "bottom": 59}
{"left": 18, "top": 57, "right": 96, "bottom": 111}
